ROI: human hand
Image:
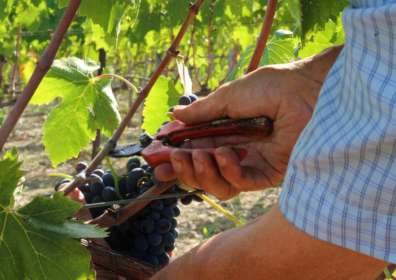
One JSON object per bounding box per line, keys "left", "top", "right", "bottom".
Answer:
{"left": 155, "top": 62, "right": 323, "bottom": 200}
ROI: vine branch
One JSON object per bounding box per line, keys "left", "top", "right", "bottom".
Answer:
{"left": 246, "top": 0, "right": 278, "bottom": 73}
{"left": 0, "top": 0, "right": 82, "bottom": 150}
{"left": 61, "top": 0, "right": 206, "bottom": 196}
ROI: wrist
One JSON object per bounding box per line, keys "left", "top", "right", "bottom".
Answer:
{"left": 293, "top": 45, "right": 343, "bottom": 84}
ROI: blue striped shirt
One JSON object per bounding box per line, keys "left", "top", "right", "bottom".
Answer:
{"left": 280, "top": 0, "right": 396, "bottom": 263}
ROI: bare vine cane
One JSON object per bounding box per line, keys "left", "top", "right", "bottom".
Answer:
{"left": 246, "top": 0, "right": 278, "bottom": 73}
{"left": 61, "top": 0, "right": 206, "bottom": 196}
{"left": 0, "top": 0, "right": 82, "bottom": 150}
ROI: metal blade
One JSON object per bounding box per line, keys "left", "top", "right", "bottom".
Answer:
{"left": 109, "top": 143, "right": 144, "bottom": 158}
{"left": 83, "top": 190, "right": 203, "bottom": 209}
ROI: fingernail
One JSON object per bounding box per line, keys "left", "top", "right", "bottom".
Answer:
{"left": 193, "top": 153, "right": 204, "bottom": 173}
{"left": 171, "top": 155, "right": 182, "bottom": 172}
{"left": 216, "top": 150, "right": 227, "bottom": 167}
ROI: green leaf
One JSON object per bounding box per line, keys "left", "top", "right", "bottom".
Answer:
{"left": 0, "top": 149, "right": 22, "bottom": 208}
{"left": 0, "top": 152, "right": 107, "bottom": 279}
{"left": 299, "top": 18, "right": 345, "bottom": 58}
{"left": 300, "top": 0, "right": 348, "bottom": 39}
{"left": 225, "top": 37, "right": 297, "bottom": 82}
{"left": 31, "top": 57, "right": 120, "bottom": 166}
{"left": 59, "top": 0, "right": 131, "bottom": 36}
{"left": 142, "top": 76, "right": 181, "bottom": 135}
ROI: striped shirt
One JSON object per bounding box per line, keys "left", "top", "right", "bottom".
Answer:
{"left": 280, "top": 0, "right": 396, "bottom": 263}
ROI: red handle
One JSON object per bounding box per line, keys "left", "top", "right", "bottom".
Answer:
{"left": 141, "top": 140, "right": 248, "bottom": 167}
{"left": 156, "top": 117, "right": 273, "bottom": 145}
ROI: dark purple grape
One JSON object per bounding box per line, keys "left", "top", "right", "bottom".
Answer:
{"left": 102, "top": 172, "right": 115, "bottom": 187}
{"left": 162, "top": 232, "right": 175, "bottom": 246}
{"left": 181, "top": 195, "right": 193, "bottom": 205}
{"left": 75, "top": 161, "right": 87, "bottom": 173}
{"left": 173, "top": 206, "right": 181, "bottom": 217}
{"left": 163, "top": 197, "right": 178, "bottom": 207}
{"left": 192, "top": 195, "right": 204, "bottom": 202}
{"left": 144, "top": 255, "right": 159, "bottom": 267}
{"left": 133, "top": 234, "right": 149, "bottom": 252}
{"left": 92, "top": 169, "right": 105, "bottom": 177}
{"left": 102, "top": 186, "right": 118, "bottom": 202}
{"left": 148, "top": 233, "right": 162, "bottom": 246}
{"left": 156, "top": 219, "right": 172, "bottom": 234}
{"left": 139, "top": 133, "right": 153, "bottom": 147}
{"left": 150, "top": 200, "right": 164, "bottom": 211}
{"left": 150, "top": 211, "right": 161, "bottom": 221}
{"left": 164, "top": 243, "right": 175, "bottom": 252}
{"left": 79, "top": 184, "right": 90, "bottom": 193}
{"left": 179, "top": 95, "right": 192, "bottom": 105}
{"left": 89, "top": 181, "right": 105, "bottom": 196}
{"left": 140, "top": 218, "right": 155, "bottom": 234}
{"left": 161, "top": 207, "right": 175, "bottom": 219}
{"left": 141, "top": 181, "right": 154, "bottom": 189}
{"left": 189, "top": 93, "right": 198, "bottom": 102}
{"left": 87, "top": 174, "right": 103, "bottom": 186}
{"left": 83, "top": 192, "right": 93, "bottom": 204}
{"left": 127, "top": 157, "right": 141, "bottom": 172}
{"left": 170, "top": 229, "right": 179, "bottom": 239}
{"left": 158, "top": 253, "right": 170, "bottom": 266}
{"left": 127, "top": 168, "right": 145, "bottom": 193}
{"left": 54, "top": 179, "right": 71, "bottom": 191}
{"left": 118, "top": 176, "right": 128, "bottom": 197}
{"left": 170, "top": 218, "right": 177, "bottom": 228}
{"left": 148, "top": 244, "right": 165, "bottom": 256}
{"left": 89, "top": 196, "right": 105, "bottom": 218}
{"left": 138, "top": 185, "right": 150, "bottom": 195}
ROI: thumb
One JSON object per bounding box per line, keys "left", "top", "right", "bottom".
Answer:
{"left": 172, "top": 88, "right": 228, "bottom": 125}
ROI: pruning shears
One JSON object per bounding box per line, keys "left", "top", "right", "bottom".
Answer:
{"left": 109, "top": 116, "right": 273, "bottom": 167}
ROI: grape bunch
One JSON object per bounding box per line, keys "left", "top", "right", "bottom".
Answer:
{"left": 55, "top": 94, "right": 203, "bottom": 268}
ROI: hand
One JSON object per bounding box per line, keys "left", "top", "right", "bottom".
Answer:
{"left": 155, "top": 47, "right": 341, "bottom": 200}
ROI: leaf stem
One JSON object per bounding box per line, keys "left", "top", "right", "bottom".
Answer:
{"left": 246, "top": 0, "right": 278, "bottom": 73}
{"left": 0, "top": 0, "right": 82, "bottom": 151}
{"left": 96, "top": 73, "right": 139, "bottom": 94}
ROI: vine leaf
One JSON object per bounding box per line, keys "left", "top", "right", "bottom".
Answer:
{"left": 58, "top": 0, "right": 131, "bottom": 36}
{"left": 299, "top": 18, "right": 345, "bottom": 58}
{"left": 300, "top": 0, "right": 348, "bottom": 39}
{"left": 0, "top": 151, "right": 107, "bottom": 280}
{"left": 142, "top": 77, "right": 181, "bottom": 135}
{"left": 30, "top": 57, "right": 121, "bottom": 166}
{"left": 225, "top": 36, "right": 297, "bottom": 82}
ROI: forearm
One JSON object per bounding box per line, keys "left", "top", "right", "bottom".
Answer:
{"left": 151, "top": 204, "right": 386, "bottom": 280}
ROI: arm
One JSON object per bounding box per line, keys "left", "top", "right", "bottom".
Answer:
{"left": 151, "top": 205, "right": 386, "bottom": 280}
{"left": 155, "top": 46, "right": 343, "bottom": 200}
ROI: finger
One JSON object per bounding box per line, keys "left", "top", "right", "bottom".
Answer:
{"left": 170, "top": 150, "right": 200, "bottom": 188}
{"left": 192, "top": 150, "right": 239, "bottom": 201}
{"left": 215, "top": 147, "right": 279, "bottom": 190}
{"left": 172, "top": 89, "right": 228, "bottom": 124}
{"left": 173, "top": 70, "right": 281, "bottom": 125}
{"left": 154, "top": 163, "right": 177, "bottom": 182}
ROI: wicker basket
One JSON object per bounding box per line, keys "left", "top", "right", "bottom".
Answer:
{"left": 82, "top": 240, "right": 159, "bottom": 280}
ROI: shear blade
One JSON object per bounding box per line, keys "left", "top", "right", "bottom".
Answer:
{"left": 109, "top": 144, "right": 144, "bottom": 158}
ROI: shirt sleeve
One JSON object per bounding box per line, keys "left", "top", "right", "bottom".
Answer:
{"left": 279, "top": 2, "right": 396, "bottom": 264}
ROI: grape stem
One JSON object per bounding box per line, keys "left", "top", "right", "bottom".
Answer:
{"left": 246, "top": 0, "right": 278, "bottom": 73}
{"left": 0, "top": 0, "right": 82, "bottom": 151}
{"left": 61, "top": 0, "right": 206, "bottom": 196}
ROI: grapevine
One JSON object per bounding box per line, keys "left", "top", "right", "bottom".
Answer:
{"left": 0, "top": 0, "right": 357, "bottom": 279}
